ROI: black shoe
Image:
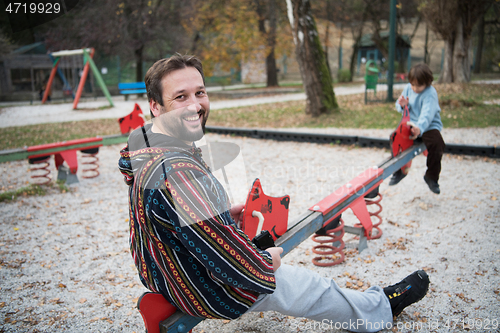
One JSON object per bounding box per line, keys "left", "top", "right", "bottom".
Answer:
{"left": 389, "top": 170, "right": 407, "bottom": 186}
{"left": 423, "top": 175, "right": 440, "bottom": 194}
{"left": 383, "top": 270, "right": 430, "bottom": 317}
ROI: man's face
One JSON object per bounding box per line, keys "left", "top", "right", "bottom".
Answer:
{"left": 150, "top": 66, "right": 209, "bottom": 143}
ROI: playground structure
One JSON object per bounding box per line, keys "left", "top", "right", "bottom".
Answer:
{"left": 135, "top": 109, "right": 429, "bottom": 333}
{"left": 0, "top": 102, "right": 498, "bottom": 331}
{"left": 4, "top": 104, "right": 145, "bottom": 186}
{"left": 42, "top": 48, "right": 114, "bottom": 109}
{"left": 27, "top": 137, "right": 103, "bottom": 185}
{"left": 136, "top": 143, "right": 427, "bottom": 333}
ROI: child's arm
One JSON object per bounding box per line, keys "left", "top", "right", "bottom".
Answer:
{"left": 395, "top": 84, "right": 410, "bottom": 113}
{"left": 415, "top": 88, "right": 440, "bottom": 135}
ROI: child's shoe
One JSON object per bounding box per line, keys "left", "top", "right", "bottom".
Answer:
{"left": 423, "top": 175, "right": 440, "bottom": 194}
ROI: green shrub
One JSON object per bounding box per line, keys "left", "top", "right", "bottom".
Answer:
{"left": 337, "top": 68, "right": 352, "bottom": 83}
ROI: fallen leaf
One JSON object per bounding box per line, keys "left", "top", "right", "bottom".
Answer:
{"left": 419, "top": 202, "right": 428, "bottom": 211}
{"left": 79, "top": 298, "right": 87, "bottom": 303}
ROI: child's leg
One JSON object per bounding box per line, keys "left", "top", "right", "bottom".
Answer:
{"left": 421, "top": 130, "right": 445, "bottom": 182}
{"left": 248, "top": 264, "right": 393, "bottom": 333}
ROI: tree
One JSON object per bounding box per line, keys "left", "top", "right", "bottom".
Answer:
{"left": 286, "top": 0, "right": 338, "bottom": 116}
{"left": 44, "top": 0, "right": 188, "bottom": 82}
{"left": 253, "top": 0, "right": 279, "bottom": 86}
{"left": 186, "top": 0, "right": 292, "bottom": 85}
{"left": 312, "top": 0, "right": 368, "bottom": 82}
{"left": 418, "top": 0, "right": 493, "bottom": 83}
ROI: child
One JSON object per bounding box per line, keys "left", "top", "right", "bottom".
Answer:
{"left": 389, "top": 63, "right": 445, "bottom": 194}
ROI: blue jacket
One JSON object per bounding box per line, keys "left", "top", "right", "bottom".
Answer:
{"left": 395, "top": 83, "right": 443, "bottom": 134}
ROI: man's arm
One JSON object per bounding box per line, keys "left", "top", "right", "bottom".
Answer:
{"left": 148, "top": 165, "right": 276, "bottom": 294}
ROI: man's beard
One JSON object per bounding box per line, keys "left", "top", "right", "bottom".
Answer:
{"left": 153, "top": 105, "right": 208, "bottom": 143}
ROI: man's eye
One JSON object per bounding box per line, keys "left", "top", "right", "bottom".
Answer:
{"left": 175, "top": 95, "right": 185, "bottom": 100}
{"left": 196, "top": 91, "right": 206, "bottom": 96}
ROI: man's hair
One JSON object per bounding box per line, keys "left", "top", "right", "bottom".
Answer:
{"left": 145, "top": 54, "right": 205, "bottom": 116}
{"left": 408, "top": 63, "right": 433, "bottom": 87}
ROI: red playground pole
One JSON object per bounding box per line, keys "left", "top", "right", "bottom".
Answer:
{"left": 72, "top": 48, "right": 95, "bottom": 110}
{"left": 42, "top": 58, "right": 60, "bottom": 104}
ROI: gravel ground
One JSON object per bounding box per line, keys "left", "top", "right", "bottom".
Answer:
{"left": 1, "top": 129, "right": 499, "bottom": 333}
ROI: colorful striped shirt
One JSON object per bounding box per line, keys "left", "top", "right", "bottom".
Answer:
{"left": 118, "top": 125, "right": 275, "bottom": 319}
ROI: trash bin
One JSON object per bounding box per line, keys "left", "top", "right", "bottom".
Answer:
{"left": 364, "top": 60, "right": 379, "bottom": 104}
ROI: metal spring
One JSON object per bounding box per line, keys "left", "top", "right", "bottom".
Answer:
{"left": 81, "top": 150, "right": 100, "bottom": 179}
{"left": 311, "top": 218, "right": 346, "bottom": 267}
{"left": 29, "top": 156, "right": 51, "bottom": 185}
{"left": 355, "top": 193, "right": 383, "bottom": 240}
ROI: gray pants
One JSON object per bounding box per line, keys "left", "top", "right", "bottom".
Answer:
{"left": 248, "top": 264, "right": 393, "bottom": 333}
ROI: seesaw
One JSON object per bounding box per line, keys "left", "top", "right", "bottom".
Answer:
{"left": 135, "top": 107, "right": 426, "bottom": 333}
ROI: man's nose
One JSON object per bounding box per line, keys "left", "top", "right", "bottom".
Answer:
{"left": 186, "top": 96, "right": 201, "bottom": 112}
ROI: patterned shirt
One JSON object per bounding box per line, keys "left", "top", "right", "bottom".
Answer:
{"left": 118, "top": 125, "right": 276, "bottom": 319}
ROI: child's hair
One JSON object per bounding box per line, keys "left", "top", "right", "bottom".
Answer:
{"left": 408, "top": 63, "right": 433, "bottom": 86}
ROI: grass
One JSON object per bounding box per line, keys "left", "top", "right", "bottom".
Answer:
{"left": 0, "top": 83, "right": 499, "bottom": 150}
{"left": 0, "top": 180, "right": 70, "bottom": 202}
{"left": 0, "top": 118, "right": 122, "bottom": 149}
{"left": 208, "top": 83, "right": 500, "bottom": 129}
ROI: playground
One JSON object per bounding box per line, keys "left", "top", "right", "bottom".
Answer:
{"left": 0, "top": 106, "right": 499, "bottom": 331}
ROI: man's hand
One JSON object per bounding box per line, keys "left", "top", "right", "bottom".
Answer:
{"left": 398, "top": 96, "right": 409, "bottom": 107}
{"left": 409, "top": 126, "right": 421, "bottom": 140}
{"left": 229, "top": 203, "right": 245, "bottom": 228}
{"left": 266, "top": 247, "right": 283, "bottom": 272}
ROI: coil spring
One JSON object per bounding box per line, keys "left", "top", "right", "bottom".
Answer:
{"left": 311, "top": 218, "right": 345, "bottom": 267}
{"left": 355, "top": 193, "right": 383, "bottom": 240}
{"left": 81, "top": 149, "right": 100, "bottom": 179}
{"left": 29, "top": 156, "right": 51, "bottom": 185}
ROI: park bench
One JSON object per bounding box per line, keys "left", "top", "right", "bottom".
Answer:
{"left": 27, "top": 137, "right": 103, "bottom": 184}
{"left": 118, "top": 82, "right": 147, "bottom": 100}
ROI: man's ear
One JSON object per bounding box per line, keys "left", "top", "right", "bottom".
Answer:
{"left": 150, "top": 100, "right": 161, "bottom": 118}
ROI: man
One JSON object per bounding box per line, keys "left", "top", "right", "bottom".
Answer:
{"left": 119, "top": 54, "right": 429, "bottom": 332}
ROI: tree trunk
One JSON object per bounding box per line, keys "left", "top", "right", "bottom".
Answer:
{"left": 286, "top": 0, "right": 338, "bottom": 116}
{"left": 349, "top": 40, "right": 360, "bottom": 83}
{"left": 266, "top": 48, "right": 279, "bottom": 87}
{"left": 255, "top": 0, "right": 279, "bottom": 87}
{"left": 473, "top": 14, "right": 485, "bottom": 74}
{"left": 135, "top": 45, "right": 144, "bottom": 82}
{"left": 439, "top": 37, "right": 454, "bottom": 83}
{"left": 349, "top": 20, "right": 365, "bottom": 83}
{"left": 452, "top": 16, "right": 470, "bottom": 83}
{"left": 266, "top": 0, "right": 279, "bottom": 87}
{"left": 424, "top": 24, "right": 430, "bottom": 64}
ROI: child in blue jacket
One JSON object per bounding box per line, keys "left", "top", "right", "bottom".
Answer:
{"left": 389, "top": 63, "right": 445, "bottom": 194}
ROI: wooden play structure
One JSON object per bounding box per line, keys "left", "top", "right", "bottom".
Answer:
{"left": 42, "top": 48, "right": 114, "bottom": 109}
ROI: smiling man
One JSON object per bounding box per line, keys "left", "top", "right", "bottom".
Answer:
{"left": 118, "top": 54, "right": 430, "bottom": 332}
{"left": 148, "top": 62, "right": 209, "bottom": 143}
